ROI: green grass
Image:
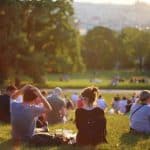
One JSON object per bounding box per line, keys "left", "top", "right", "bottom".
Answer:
{"left": 4, "top": 70, "right": 150, "bottom": 89}
{"left": 42, "top": 70, "right": 150, "bottom": 89}
{"left": 0, "top": 93, "right": 150, "bottom": 150}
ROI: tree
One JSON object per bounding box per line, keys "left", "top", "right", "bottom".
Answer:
{"left": 0, "top": 0, "right": 85, "bottom": 84}
{"left": 120, "top": 27, "right": 150, "bottom": 71}
{"left": 82, "top": 26, "right": 119, "bottom": 70}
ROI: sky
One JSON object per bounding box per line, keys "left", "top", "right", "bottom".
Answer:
{"left": 75, "top": 0, "right": 150, "bottom": 5}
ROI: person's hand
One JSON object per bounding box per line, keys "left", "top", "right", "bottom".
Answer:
{"left": 11, "top": 84, "right": 33, "bottom": 99}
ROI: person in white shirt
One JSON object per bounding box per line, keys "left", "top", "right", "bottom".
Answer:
{"left": 97, "top": 95, "right": 107, "bottom": 111}
{"left": 119, "top": 96, "right": 128, "bottom": 114}
{"left": 71, "top": 93, "right": 79, "bottom": 107}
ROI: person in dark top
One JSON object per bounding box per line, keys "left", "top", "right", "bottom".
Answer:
{"left": 75, "top": 87, "right": 107, "bottom": 146}
{"left": 36, "top": 90, "right": 49, "bottom": 131}
{"left": 66, "top": 99, "right": 74, "bottom": 110}
{"left": 0, "top": 85, "right": 17, "bottom": 123}
{"left": 47, "top": 87, "right": 66, "bottom": 124}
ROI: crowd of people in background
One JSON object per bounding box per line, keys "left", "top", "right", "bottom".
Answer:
{"left": 0, "top": 85, "right": 150, "bottom": 147}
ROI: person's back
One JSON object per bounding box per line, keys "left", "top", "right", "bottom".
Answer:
{"left": 130, "top": 103, "right": 150, "bottom": 133}
{"left": 112, "top": 97, "right": 120, "bottom": 113}
{"left": 75, "top": 107, "right": 107, "bottom": 146}
{"left": 119, "top": 97, "right": 127, "bottom": 114}
{"left": 11, "top": 86, "right": 52, "bottom": 142}
{"left": 97, "top": 97, "right": 107, "bottom": 111}
{"left": 47, "top": 94, "right": 66, "bottom": 124}
{"left": 75, "top": 87, "right": 107, "bottom": 146}
{"left": 71, "top": 93, "right": 79, "bottom": 106}
{"left": 130, "top": 91, "right": 150, "bottom": 134}
{"left": 11, "top": 102, "right": 44, "bottom": 141}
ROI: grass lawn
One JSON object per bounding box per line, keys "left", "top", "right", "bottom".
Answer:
{"left": 43, "top": 70, "right": 150, "bottom": 89}
{"left": 0, "top": 93, "right": 150, "bottom": 150}
{"left": 4, "top": 70, "right": 150, "bottom": 90}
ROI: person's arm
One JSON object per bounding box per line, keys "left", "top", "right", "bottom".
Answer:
{"left": 11, "top": 85, "right": 32, "bottom": 100}
{"left": 33, "top": 87, "right": 52, "bottom": 112}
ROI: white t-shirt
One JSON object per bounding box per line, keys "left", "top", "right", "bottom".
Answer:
{"left": 119, "top": 100, "right": 127, "bottom": 113}
{"left": 97, "top": 98, "right": 107, "bottom": 110}
{"left": 71, "top": 94, "right": 79, "bottom": 103}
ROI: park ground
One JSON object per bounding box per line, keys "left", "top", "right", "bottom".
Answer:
{"left": 0, "top": 92, "right": 150, "bottom": 150}
{"left": 19, "top": 70, "right": 150, "bottom": 90}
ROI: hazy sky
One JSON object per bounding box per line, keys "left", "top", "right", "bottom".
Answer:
{"left": 75, "top": 0, "right": 150, "bottom": 5}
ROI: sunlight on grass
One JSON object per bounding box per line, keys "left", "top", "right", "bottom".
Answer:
{"left": 0, "top": 93, "right": 150, "bottom": 149}
{"left": 44, "top": 71, "right": 150, "bottom": 89}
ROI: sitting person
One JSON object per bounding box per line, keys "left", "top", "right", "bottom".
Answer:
{"left": 11, "top": 85, "right": 52, "bottom": 143}
{"left": 118, "top": 96, "right": 128, "bottom": 114}
{"left": 36, "top": 90, "right": 49, "bottom": 131}
{"left": 47, "top": 87, "right": 67, "bottom": 124}
{"left": 130, "top": 91, "right": 150, "bottom": 134}
{"left": 0, "top": 85, "right": 17, "bottom": 123}
{"left": 71, "top": 92, "right": 79, "bottom": 107}
{"left": 75, "top": 87, "right": 107, "bottom": 146}
{"left": 96, "top": 95, "right": 107, "bottom": 111}
{"left": 111, "top": 95, "right": 120, "bottom": 113}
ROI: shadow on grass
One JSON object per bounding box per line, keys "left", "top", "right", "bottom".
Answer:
{"left": 28, "top": 144, "right": 95, "bottom": 150}
{"left": 56, "top": 145, "right": 96, "bottom": 150}
{"left": 0, "top": 139, "right": 12, "bottom": 150}
{"left": 0, "top": 140, "right": 97, "bottom": 150}
{"left": 120, "top": 132, "right": 149, "bottom": 146}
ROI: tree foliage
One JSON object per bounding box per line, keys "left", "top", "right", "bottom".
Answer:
{"left": 0, "top": 0, "right": 150, "bottom": 85}
{"left": 82, "top": 26, "right": 150, "bottom": 71}
{"left": 0, "top": 0, "right": 84, "bottom": 83}
{"left": 82, "top": 26, "right": 119, "bottom": 69}
{"left": 120, "top": 27, "right": 150, "bottom": 71}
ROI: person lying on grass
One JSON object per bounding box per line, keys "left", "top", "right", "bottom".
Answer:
{"left": 75, "top": 87, "right": 107, "bottom": 146}
{"left": 10, "top": 85, "right": 52, "bottom": 144}
{"left": 130, "top": 90, "right": 150, "bottom": 134}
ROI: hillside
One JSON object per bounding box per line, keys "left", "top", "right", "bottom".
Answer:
{"left": 74, "top": 2, "right": 150, "bottom": 31}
